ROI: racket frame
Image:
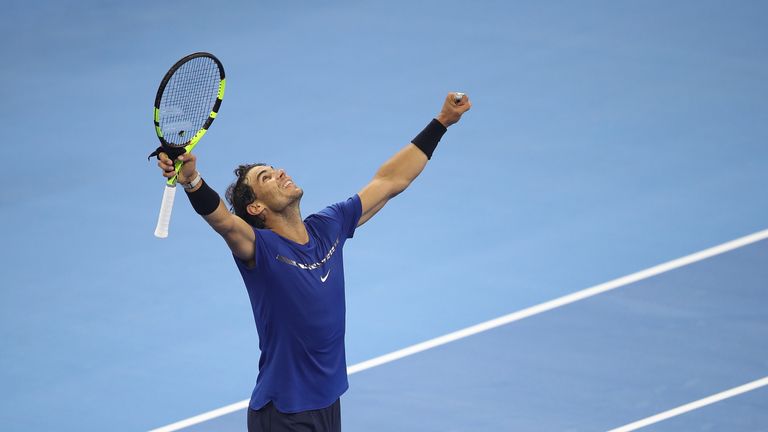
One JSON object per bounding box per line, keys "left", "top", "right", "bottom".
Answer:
{"left": 153, "top": 52, "right": 226, "bottom": 186}
{"left": 153, "top": 52, "right": 226, "bottom": 238}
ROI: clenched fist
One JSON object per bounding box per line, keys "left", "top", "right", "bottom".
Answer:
{"left": 436, "top": 92, "right": 472, "bottom": 128}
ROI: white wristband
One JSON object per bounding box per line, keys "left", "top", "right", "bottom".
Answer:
{"left": 181, "top": 171, "right": 202, "bottom": 190}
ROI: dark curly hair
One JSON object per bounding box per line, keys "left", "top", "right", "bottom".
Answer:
{"left": 225, "top": 163, "right": 267, "bottom": 228}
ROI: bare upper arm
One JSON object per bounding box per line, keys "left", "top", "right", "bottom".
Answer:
{"left": 222, "top": 216, "right": 256, "bottom": 263}
{"left": 357, "top": 177, "right": 405, "bottom": 227}
{"left": 357, "top": 143, "right": 428, "bottom": 227}
{"left": 203, "top": 200, "right": 256, "bottom": 262}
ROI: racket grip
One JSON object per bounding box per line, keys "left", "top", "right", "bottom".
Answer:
{"left": 154, "top": 184, "right": 177, "bottom": 238}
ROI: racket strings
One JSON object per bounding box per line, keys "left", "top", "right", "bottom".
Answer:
{"left": 159, "top": 56, "right": 221, "bottom": 146}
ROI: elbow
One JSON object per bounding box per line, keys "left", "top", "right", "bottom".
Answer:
{"left": 372, "top": 171, "right": 412, "bottom": 198}
{"left": 389, "top": 179, "right": 411, "bottom": 197}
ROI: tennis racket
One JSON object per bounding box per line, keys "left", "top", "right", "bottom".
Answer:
{"left": 152, "top": 52, "right": 226, "bottom": 238}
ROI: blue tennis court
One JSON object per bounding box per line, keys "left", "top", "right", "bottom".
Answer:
{"left": 159, "top": 233, "right": 768, "bottom": 431}
{"left": 2, "top": 1, "right": 766, "bottom": 431}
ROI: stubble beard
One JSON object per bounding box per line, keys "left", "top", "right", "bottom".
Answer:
{"left": 276, "top": 187, "right": 304, "bottom": 214}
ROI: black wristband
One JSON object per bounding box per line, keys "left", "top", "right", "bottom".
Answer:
{"left": 411, "top": 118, "right": 447, "bottom": 160}
{"left": 186, "top": 179, "right": 220, "bottom": 216}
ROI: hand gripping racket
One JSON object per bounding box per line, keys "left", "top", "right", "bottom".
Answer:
{"left": 151, "top": 52, "right": 226, "bottom": 238}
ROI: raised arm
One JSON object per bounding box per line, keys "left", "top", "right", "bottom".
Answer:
{"left": 357, "top": 92, "right": 471, "bottom": 226}
{"left": 158, "top": 152, "right": 256, "bottom": 262}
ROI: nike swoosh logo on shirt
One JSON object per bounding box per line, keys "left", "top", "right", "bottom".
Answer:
{"left": 321, "top": 269, "right": 331, "bottom": 282}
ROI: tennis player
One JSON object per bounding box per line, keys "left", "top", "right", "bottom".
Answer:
{"left": 156, "top": 92, "right": 471, "bottom": 432}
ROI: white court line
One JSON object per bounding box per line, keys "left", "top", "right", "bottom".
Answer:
{"left": 607, "top": 376, "right": 768, "bottom": 431}
{"left": 148, "top": 228, "right": 768, "bottom": 432}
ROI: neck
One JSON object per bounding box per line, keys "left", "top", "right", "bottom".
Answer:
{"left": 267, "top": 204, "right": 309, "bottom": 245}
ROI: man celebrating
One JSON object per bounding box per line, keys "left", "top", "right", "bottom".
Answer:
{"left": 157, "top": 92, "right": 471, "bottom": 432}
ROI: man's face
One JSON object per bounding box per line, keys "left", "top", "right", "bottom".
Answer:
{"left": 245, "top": 165, "right": 303, "bottom": 213}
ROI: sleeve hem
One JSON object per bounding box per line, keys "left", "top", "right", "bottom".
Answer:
{"left": 347, "top": 194, "right": 363, "bottom": 239}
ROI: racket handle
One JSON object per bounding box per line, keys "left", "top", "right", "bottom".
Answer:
{"left": 454, "top": 92, "right": 465, "bottom": 103}
{"left": 154, "top": 184, "right": 177, "bottom": 238}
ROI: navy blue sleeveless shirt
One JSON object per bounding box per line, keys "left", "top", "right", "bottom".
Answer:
{"left": 233, "top": 195, "right": 362, "bottom": 413}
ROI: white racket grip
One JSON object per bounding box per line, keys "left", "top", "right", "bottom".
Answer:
{"left": 154, "top": 185, "right": 177, "bottom": 238}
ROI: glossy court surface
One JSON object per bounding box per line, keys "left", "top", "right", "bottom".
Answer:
{"left": 1, "top": 1, "right": 766, "bottom": 431}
